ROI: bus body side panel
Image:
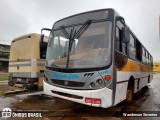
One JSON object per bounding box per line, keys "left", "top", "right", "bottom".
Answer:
{"left": 114, "top": 59, "right": 153, "bottom": 105}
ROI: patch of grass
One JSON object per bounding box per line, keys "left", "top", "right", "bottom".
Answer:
{"left": 0, "top": 77, "right": 9, "bottom": 81}
{"left": 11, "top": 88, "right": 23, "bottom": 91}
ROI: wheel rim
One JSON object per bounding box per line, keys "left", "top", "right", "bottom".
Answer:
{"left": 126, "top": 90, "right": 132, "bottom": 101}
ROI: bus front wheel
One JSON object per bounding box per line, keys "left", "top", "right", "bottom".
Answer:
{"left": 126, "top": 77, "right": 134, "bottom": 102}
{"left": 8, "top": 81, "right": 14, "bottom": 86}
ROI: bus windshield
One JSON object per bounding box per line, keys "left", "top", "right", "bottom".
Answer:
{"left": 46, "top": 21, "right": 112, "bottom": 69}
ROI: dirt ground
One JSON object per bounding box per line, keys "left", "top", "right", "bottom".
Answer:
{"left": 0, "top": 84, "right": 24, "bottom": 96}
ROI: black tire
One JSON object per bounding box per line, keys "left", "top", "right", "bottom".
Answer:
{"left": 27, "top": 84, "right": 38, "bottom": 91}
{"left": 8, "top": 81, "right": 14, "bottom": 86}
{"left": 141, "top": 86, "right": 149, "bottom": 93}
{"left": 126, "top": 77, "right": 134, "bottom": 102}
{"left": 126, "top": 90, "right": 133, "bottom": 102}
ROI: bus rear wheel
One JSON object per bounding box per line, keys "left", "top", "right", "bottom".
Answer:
{"left": 126, "top": 90, "right": 133, "bottom": 102}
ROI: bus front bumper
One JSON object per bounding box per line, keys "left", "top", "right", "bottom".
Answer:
{"left": 43, "top": 80, "right": 112, "bottom": 108}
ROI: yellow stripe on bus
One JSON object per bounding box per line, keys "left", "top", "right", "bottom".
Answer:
{"left": 118, "top": 59, "right": 152, "bottom": 72}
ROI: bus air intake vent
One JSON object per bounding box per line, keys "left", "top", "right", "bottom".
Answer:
{"left": 51, "top": 90, "right": 83, "bottom": 99}
{"left": 84, "top": 73, "right": 94, "bottom": 77}
{"left": 51, "top": 79, "right": 85, "bottom": 87}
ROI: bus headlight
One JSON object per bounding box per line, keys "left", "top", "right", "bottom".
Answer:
{"left": 96, "top": 79, "right": 103, "bottom": 84}
{"left": 90, "top": 82, "right": 96, "bottom": 88}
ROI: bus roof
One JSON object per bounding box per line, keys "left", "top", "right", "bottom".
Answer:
{"left": 12, "top": 33, "right": 40, "bottom": 43}
{"left": 53, "top": 8, "right": 117, "bottom": 29}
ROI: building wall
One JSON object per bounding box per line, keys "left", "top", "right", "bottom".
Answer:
{"left": 0, "top": 44, "right": 10, "bottom": 72}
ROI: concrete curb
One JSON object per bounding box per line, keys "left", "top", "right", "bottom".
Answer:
{"left": 0, "top": 80, "right": 8, "bottom": 83}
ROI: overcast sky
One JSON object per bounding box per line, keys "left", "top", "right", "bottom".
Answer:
{"left": 0, "top": 0, "right": 160, "bottom": 60}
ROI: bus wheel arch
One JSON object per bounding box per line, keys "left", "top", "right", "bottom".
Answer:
{"left": 126, "top": 76, "right": 134, "bottom": 102}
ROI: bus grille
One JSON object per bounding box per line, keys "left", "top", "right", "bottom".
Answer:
{"left": 51, "top": 79, "right": 85, "bottom": 87}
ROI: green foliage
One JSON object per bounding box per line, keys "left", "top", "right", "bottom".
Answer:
{"left": 0, "top": 77, "right": 9, "bottom": 81}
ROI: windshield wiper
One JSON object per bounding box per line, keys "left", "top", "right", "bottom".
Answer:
{"left": 59, "top": 25, "right": 70, "bottom": 39}
{"left": 73, "top": 20, "right": 92, "bottom": 39}
{"left": 66, "top": 20, "right": 92, "bottom": 69}
{"left": 59, "top": 20, "right": 92, "bottom": 69}
{"left": 59, "top": 20, "right": 92, "bottom": 40}
{"left": 68, "top": 20, "right": 92, "bottom": 53}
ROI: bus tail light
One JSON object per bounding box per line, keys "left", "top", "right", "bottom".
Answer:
{"left": 104, "top": 75, "right": 111, "bottom": 81}
{"left": 85, "top": 97, "right": 101, "bottom": 104}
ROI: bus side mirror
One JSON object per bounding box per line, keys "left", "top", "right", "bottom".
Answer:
{"left": 41, "top": 28, "right": 52, "bottom": 44}
{"left": 122, "top": 26, "right": 130, "bottom": 43}
{"left": 40, "top": 28, "right": 52, "bottom": 59}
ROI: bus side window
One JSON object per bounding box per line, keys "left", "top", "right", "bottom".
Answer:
{"left": 116, "top": 27, "right": 120, "bottom": 51}
{"left": 150, "top": 55, "right": 153, "bottom": 66}
{"left": 146, "top": 51, "right": 149, "bottom": 65}
{"left": 129, "top": 34, "right": 136, "bottom": 59}
{"left": 151, "top": 56, "right": 153, "bottom": 66}
{"left": 135, "top": 40, "right": 142, "bottom": 62}
{"left": 142, "top": 47, "right": 146, "bottom": 64}
{"left": 116, "top": 26, "right": 127, "bottom": 55}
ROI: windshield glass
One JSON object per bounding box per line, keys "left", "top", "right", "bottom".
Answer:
{"left": 46, "top": 21, "right": 112, "bottom": 69}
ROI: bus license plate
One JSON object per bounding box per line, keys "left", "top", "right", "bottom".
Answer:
{"left": 17, "top": 78, "right": 21, "bottom": 81}
{"left": 85, "top": 97, "right": 101, "bottom": 104}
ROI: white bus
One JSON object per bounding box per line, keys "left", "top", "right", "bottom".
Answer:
{"left": 42, "top": 9, "right": 153, "bottom": 108}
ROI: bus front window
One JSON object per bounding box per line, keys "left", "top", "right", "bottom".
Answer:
{"left": 46, "top": 21, "right": 112, "bottom": 69}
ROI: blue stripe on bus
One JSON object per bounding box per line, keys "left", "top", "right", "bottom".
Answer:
{"left": 53, "top": 72, "right": 80, "bottom": 79}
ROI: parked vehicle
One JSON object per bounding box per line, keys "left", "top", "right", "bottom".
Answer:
{"left": 42, "top": 9, "right": 153, "bottom": 108}
{"left": 8, "top": 33, "right": 48, "bottom": 90}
